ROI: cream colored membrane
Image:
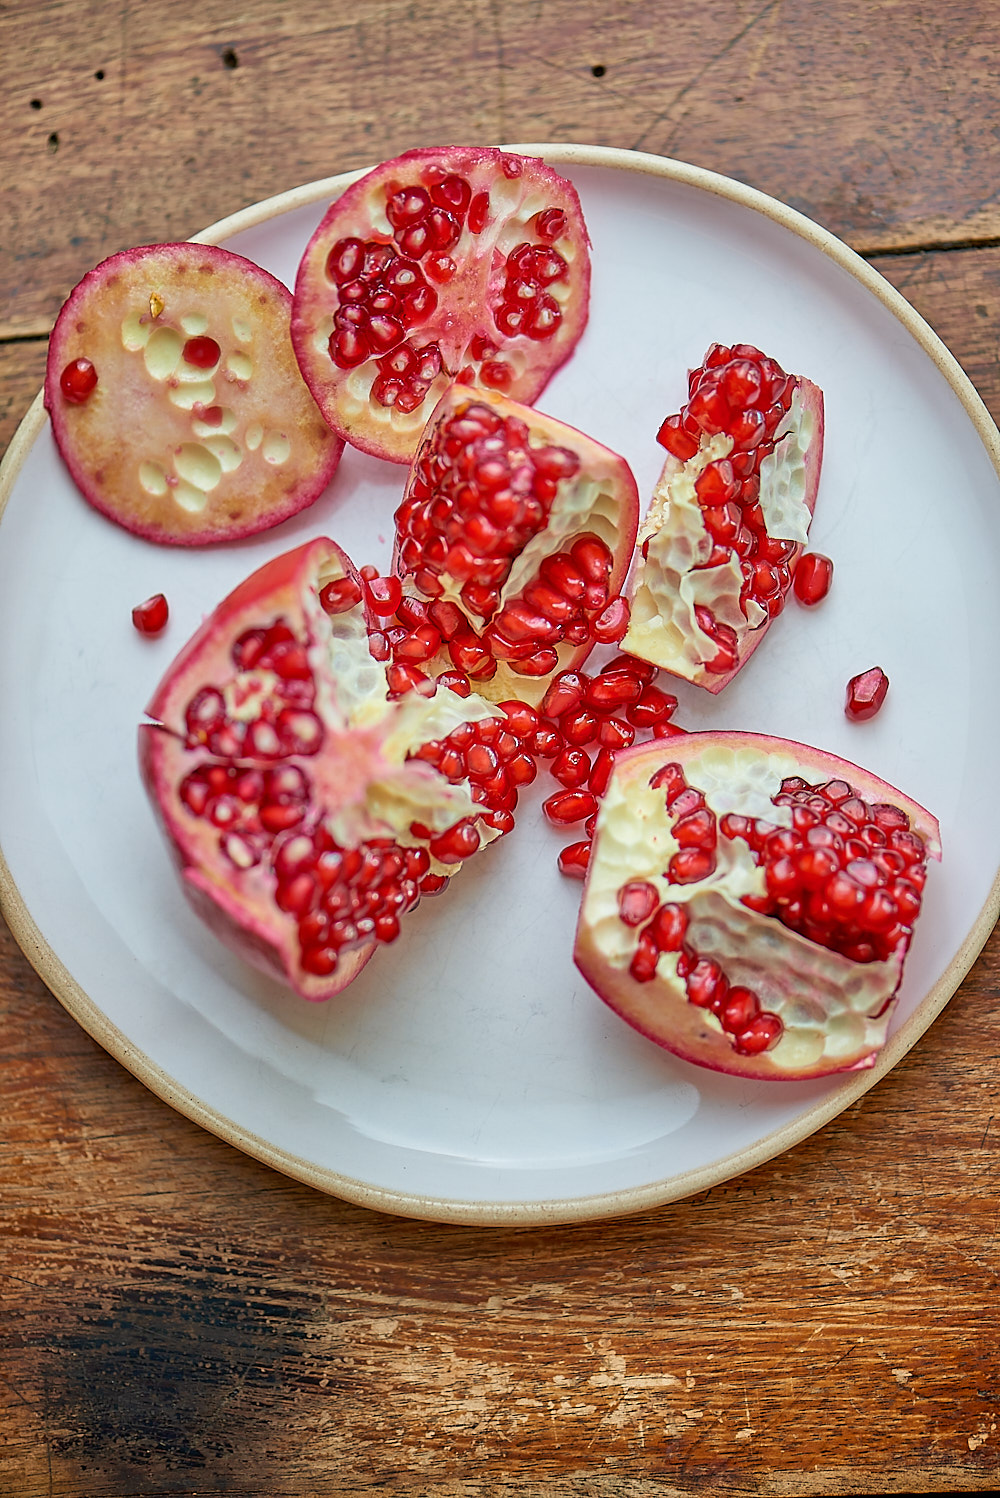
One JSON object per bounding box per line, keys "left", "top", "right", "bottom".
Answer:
{"left": 226, "top": 351, "right": 253, "bottom": 381}
{"left": 245, "top": 424, "right": 263, "bottom": 452}
{"left": 585, "top": 742, "right": 900, "bottom": 1071}
{"left": 625, "top": 437, "right": 751, "bottom": 672}
{"left": 181, "top": 313, "right": 209, "bottom": 336}
{"left": 261, "top": 432, "right": 291, "bottom": 466}
{"left": 758, "top": 387, "right": 813, "bottom": 543}
{"left": 299, "top": 558, "right": 501, "bottom": 864}
{"left": 231, "top": 317, "right": 253, "bottom": 342}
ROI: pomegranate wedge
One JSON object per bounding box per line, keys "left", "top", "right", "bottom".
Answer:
{"left": 574, "top": 733, "right": 940, "bottom": 1080}
{"left": 291, "top": 147, "right": 591, "bottom": 463}
{"left": 45, "top": 244, "right": 342, "bottom": 545}
{"left": 390, "top": 384, "right": 640, "bottom": 703}
{"left": 140, "top": 538, "right": 510, "bottom": 1001}
{"left": 623, "top": 343, "right": 824, "bottom": 691}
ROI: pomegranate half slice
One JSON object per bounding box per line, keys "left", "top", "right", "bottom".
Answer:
{"left": 574, "top": 733, "right": 941, "bottom": 1080}
{"left": 45, "top": 244, "right": 342, "bottom": 545}
{"left": 390, "top": 384, "right": 640, "bottom": 703}
{"left": 623, "top": 343, "right": 824, "bottom": 691}
{"left": 140, "top": 538, "right": 508, "bottom": 1001}
{"left": 291, "top": 147, "right": 591, "bottom": 463}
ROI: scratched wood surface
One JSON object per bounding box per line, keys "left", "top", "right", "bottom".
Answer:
{"left": 3, "top": 2, "right": 1000, "bottom": 1494}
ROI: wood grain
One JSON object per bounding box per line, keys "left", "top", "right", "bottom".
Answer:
{"left": 4, "top": 2, "right": 1000, "bottom": 1493}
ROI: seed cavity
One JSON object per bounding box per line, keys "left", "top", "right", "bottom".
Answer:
{"left": 139, "top": 460, "right": 168, "bottom": 496}
{"left": 143, "top": 324, "right": 184, "bottom": 379}
{"left": 262, "top": 431, "right": 291, "bottom": 466}
{"left": 226, "top": 351, "right": 253, "bottom": 380}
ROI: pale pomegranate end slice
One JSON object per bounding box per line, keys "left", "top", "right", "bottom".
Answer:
{"left": 291, "top": 147, "right": 591, "bottom": 464}
{"left": 45, "top": 244, "right": 343, "bottom": 545}
{"left": 624, "top": 343, "right": 825, "bottom": 692}
{"left": 390, "top": 384, "right": 639, "bottom": 704}
{"left": 574, "top": 732, "right": 940, "bottom": 1080}
{"left": 140, "top": 538, "right": 512, "bottom": 1001}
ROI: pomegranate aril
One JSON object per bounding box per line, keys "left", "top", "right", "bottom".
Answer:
{"left": 551, "top": 746, "right": 592, "bottom": 788}
{"left": 593, "top": 597, "right": 630, "bottom": 643}
{"left": 588, "top": 746, "right": 614, "bottom": 797}
{"left": 59, "top": 357, "right": 98, "bottom": 403}
{"left": 429, "top": 819, "right": 480, "bottom": 863}
{"left": 793, "top": 552, "right": 834, "bottom": 606}
{"left": 627, "top": 685, "right": 677, "bottom": 728}
{"left": 846, "top": 666, "right": 889, "bottom": 722}
{"left": 543, "top": 789, "right": 598, "bottom": 827}
{"left": 558, "top": 839, "right": 591, "bottom": 879}
{"left": 618, "top": 881, "right": 659, "bottom": 926}
{"left": 132, "top": 593, "right": 169, "bottom": 635}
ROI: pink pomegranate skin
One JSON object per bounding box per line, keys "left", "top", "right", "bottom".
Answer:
{"left": 574, "top": 732, "right": 941, "bottom": 1081}
{"left": 625, "top": 353, "right": 825, "bottom": 694}
{"left": 390, "top": 383, "right": 640, "bottom": 704}
{"left": 291, "top": 147, "right": 591, "bottom": 463}
{"left": 140, "top": 538, "right": 502, "bottom": 1001}
{"left": 45, "top": 243, "right": 342, "bottom": 545}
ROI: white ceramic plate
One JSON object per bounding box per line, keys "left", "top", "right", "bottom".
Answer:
{"left": 2, "top": 145, "right": 998, "bottom": 1226}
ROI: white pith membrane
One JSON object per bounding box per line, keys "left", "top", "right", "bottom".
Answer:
{"left": 142, "top": 540, "right": 505, "bottom": 1000}
{"left": 291, "top": 148, "right": 589, "bottom": 462}
{"left": 623, "top": 386, "right": 815, "bottom": 682}
{"left": 46, "top": 244, "right": 339, "bottom": 543}
{"left": 577, "top": 738, "right": 939, "bottom": 1078}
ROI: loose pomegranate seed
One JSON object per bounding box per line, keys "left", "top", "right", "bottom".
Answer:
{"left": 363, "top": 574, "right": 403, "bottom": 616}
{"left": 592, "top": 597, "right": 630, "bottom": 643}
{"left": 543, "top": 789, "right": 598, "bottom": 827}
{"left": 60, "top": 357, "right": 98, "bottom": 404}
{"left": 132, "top": 593, "right": 169, "bottom": 635}
{"left": 845, "top": 666, "right": 889, "bottom": 722}
{"left": 558, "top": 840, "right": 591, "bottom": 879}
{"left": 793, "top": 551, "right": 833, "bottom": 605}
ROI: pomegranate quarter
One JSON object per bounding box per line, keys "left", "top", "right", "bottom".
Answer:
{"left": 391, "top": 384, "right": 639, "bottom": 704}
{"left": 45, "top": 243, "right": 342, "bottom": 545}
{"left": 291, "top": 147, "right": 591, "bottom": 463}
{"left": 139, "top": 538, "right": 517, "bottom": 1001}
{"left": 624, "top": 343, "right": 824, "bottom": 691}
{"left": 574, "top": 733, "right": 940, "bottom": 1080}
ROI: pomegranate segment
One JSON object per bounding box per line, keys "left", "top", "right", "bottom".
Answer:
{"left": 390, "top": 385, "right": 639, "bottom": 704}
{"left": 574, "top": 733, "right": 940, "bottom": 1080}
{"left": 45, "top": 244, "right": 342, "bottom": 545}
{"left": 624, "top": 344, "right": 825, "bottom": 692}
{"left": 291, "top": 147, "right": 591, "bottom": 463}
{"left": 140, "top": 538, "right": 511, "bottom": 1002}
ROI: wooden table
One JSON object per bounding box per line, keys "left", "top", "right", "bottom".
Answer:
{"left": 3, "top": 3, "right": 1000, "bottom": 1493}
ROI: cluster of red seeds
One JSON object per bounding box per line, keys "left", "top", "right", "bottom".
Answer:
{"left": 411, "top": 704, "right": 540, "bottom": 837}
{"left": 323, "top": 160, "right": 569, "bottom": 410}
{"left": 722, "top": 775, "right": 928, "bottom": 964}
{"left": 656, "top": 342, "right": 800, "bottom": 646}
{"left": 175, "top": 610, "right": 499, "bottom": 979}
{"left": 182, "top": 619, "right": 324, "bottom": 761}
{"left": 393, "top": 402, "right": 624, "bottom": 680}
{"left": 615, "top": 761, "right": 783, "bottom": 1056}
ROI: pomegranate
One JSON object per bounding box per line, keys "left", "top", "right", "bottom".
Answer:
{"left": 389, "top": 384, "right": 639, "bottom": 703}
{"left": 623, "top": 343, "right": 824, "bottom": 691}
{"left": 45, "top": 243, "right": 342, "bottom": 544}
{"left": 291, "top": 147, "right": 591, "bottom": 463}
{"left": 574, "top": 732, "right": 940, "bottom": 1079}
{"left": 139, "top": 538, "right": 514, "bottom": 1001}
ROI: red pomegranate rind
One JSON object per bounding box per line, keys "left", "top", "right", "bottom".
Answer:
{"left": 574, "top": 733, "right": 940, "bottom": 1080}
{"left": 291, "top": 147, "right": 591, "bottom": 463}
{"left": 390, "top": 384, "right": 639, "bottom": 704}
{"left": 624, "top": 345, "right": 825, "bottom": 692}
{"left": 140, "top": 538, "right": 506, "bottom": 1001}
{"left": 45, "top": 244, "right": 343, "bottom": 545}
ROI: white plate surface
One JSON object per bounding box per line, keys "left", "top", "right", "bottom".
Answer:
{"left": 2, "top": 146, "right": 998, "bottom": 1225}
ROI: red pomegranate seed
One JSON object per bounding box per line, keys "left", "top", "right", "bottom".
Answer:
{"left": 627, "top": 684, "right": 677, "bottom": 728}
{"left": 733, "top": 1013, "right": 783, "bottom": 1054}
{"left": 558, "top": 839, "right": 591, "bottom": 879}
{"left": 541, "top": 671, "right": 588, "bottom": 718}
{"left": 542, "top": 789, "right": 598, "bottom": 827}
{"left": 561, "top": 709, "right": 598, "bottom": 747}
{"left": 60, "top": 357, "right": 99, "bottom": 404}
{"left": 320, "top": 576, "right": 364, "bottom": 614}
{"left": 132, "top": 593, "right": 169, "bottom": 635}
{"left": 429, "top": 819, "right": 480, "bottom": 864}
{"left": 793, "top": 552, "right": 834, "bottom": 606}
{"left": 845, "top": 666, "right": 889, "bottom": 722}
{"left": 668, "top": 847, "right": 715, "bottom": 883}
{"left": 618, "top": 881, "right": 659, "bottom": 927}
{"left": 363, "top": 574, "right": 403, "bottom": 616}
{"left": 646, "top": 903, "right": 688, "bottom": 952}
{"left": 183, "top": 335, "right": 221, "bottom": 369}
{"left": 592, "top": 597, "right": 630, "bottom": 644}
{"left": 551, "top": 746, "right": 592, "bottom": 788}
{"left": 588, "top": 746, "right": 614, "bottom": 797}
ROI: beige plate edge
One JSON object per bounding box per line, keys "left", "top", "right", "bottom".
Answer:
{"left": 1, "top": 143, "right": 998, "bottom": 1227}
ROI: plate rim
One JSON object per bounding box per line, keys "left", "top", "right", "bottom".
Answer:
{"left": 2, "top": 142, "right": 998, "bottom": 1227}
